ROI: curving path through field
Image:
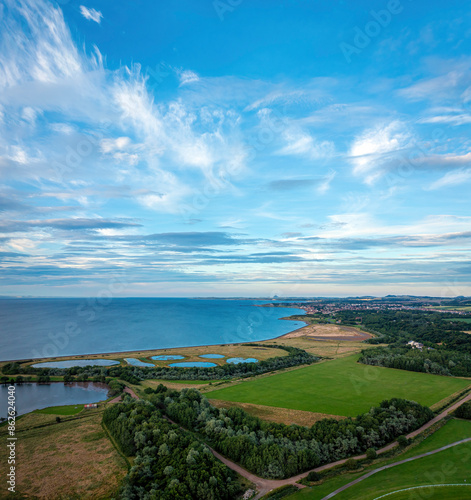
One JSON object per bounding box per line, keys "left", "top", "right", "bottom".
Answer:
{"left": 320, "top": 437, "right": 471, "bottom": 500}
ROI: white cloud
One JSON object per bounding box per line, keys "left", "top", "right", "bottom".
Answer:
{"left": 178, "top": 70, "right": 199, "bottom": 86}
{"left": 79, "top": 5, "right": 103, "bottom": 24}
{"left": 427, "top": 168, "right": 471, "bottom": 190}
{"left": 349, "top": 121, "right": 412, "bottom": 184}
{"left": 419, "top": 114, "right": 471, "bottom": 125}
{"left": 316, "top": 170, "right": 336, "bottom": 194}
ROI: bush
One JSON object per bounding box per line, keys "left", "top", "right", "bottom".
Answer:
{"left": 455, "top": 401, "right": 471, "bottom": 420}
{"left": 56, "top": 416, "right": 61, "bottom": 423}
{"left": 397, "top": 435, "right": 409, "bottom": 447}
{"left": 366, "top": 448, "right": 377, "bottom": 460}
{"left": 345, "top": 458, "right": 359, "bottom": 470}
{"left": 306, "top": 471, "right": 322, "bottom": 482}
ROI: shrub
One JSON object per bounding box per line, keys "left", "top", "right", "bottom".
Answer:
{"left": 366, "top": 448, "right": 377, "bottom": 460}
{"left": 455, "top": 401, "right": 471, "bottom": 420}
{"left": 345, "top": 458, "right": 359, "bottom": 470}
{"left": 306, "top": 471, "right": 322, "bottom": 482}
{"left": 397, "top": 435, "right": 409, "bottom": 447}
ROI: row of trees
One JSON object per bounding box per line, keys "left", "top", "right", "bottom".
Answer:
{"left": 103, "top": 399, "right": 242, "bottom": 499}
{"left": 359, "top": 346, "right": 471, "bottom": 377}
{"left": 146, "top": 386, "right": 433, "bottom": 479}
{"left": 338, "top": 310, "right": 471, "bottom": 353}
{"left": 330, "top": 310, "right": 471, "bottom": 377}
{"left": 3, "top": 345, "right": 318, "bottom": 383}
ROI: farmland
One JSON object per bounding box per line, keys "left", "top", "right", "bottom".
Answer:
{"left": 207, "top": 354, "right": 471, "bottom": 416}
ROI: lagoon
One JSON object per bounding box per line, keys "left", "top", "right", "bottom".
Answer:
{"left": 30, "top": 359, "right": 120, "bottom": 368}
{"left": 169, "top": 362, "right": 217, "bottom": 368}
{"left": 152, "top": 355, "right": 184, "bottom": 361}
{"left": 227, "top": 357, "right": 259, "bottom": 364}
{"left": 124, "top": 358, "right": 154, "bottom": 367}
{"left": 0, "top": 382, "right": 109, "bottom": 419}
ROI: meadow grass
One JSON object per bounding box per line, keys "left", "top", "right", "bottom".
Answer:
{"left": 208, "top": 354, "right": 471, "bottom": 416}
{"left": 0, "top": 408, "right": 127, "bottom": 498}
{"left": 34, "top": 404, "right": 84, "bottom": 415}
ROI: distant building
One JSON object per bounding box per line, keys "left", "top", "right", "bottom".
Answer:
{"left": 84, "top": 403, "right": 98, "bottom": 409}
{"left": 407, "top": 340, "right": 424, "bottom": 350}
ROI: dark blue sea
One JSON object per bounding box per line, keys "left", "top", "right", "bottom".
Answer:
{"left": 0, "top": 298, "right": 305, "bottom": 361}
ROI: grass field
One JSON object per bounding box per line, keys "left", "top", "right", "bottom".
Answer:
{"left": 0, "top": 408, "right": 127, "bottom": 498}
{"left": 372, "top": 486, "right": 471, "bottom": 500}
{"left": 34, "top": 404, "right": 84, "bottom": 415}
{"left": 445, "top": 318, "right": 471, "bottom": 324}
{"left": 288, "top": 419, "right": 471, "bottom": 500}
{"left": 208, "top": 354, "right": 471, "bottom": 416}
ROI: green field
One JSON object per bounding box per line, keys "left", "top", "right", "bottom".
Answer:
{"left": 208, "top": 355, "right": 471, "bottom": 416}
{"left": 288, "top": 419, "right": 471, "bottom": 500}
{"left": 445, "top": 318, "right": 471, "bottom": 324}
{"left": 34, "top": 404, "right": 83, "bottom": 415}
{"left": 374, "top": 486, "right": 471, "bottom": 500}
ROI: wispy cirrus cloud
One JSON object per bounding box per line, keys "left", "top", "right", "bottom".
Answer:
{"left": 79, "top": 5, "right": 103, "bottom": 24}
{"left": 427, "top": 168, "right": 471, "bottom": 190}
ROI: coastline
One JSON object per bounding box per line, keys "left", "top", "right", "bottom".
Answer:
{"left": 1, "top": 305, "right": 309, "bottom": 364}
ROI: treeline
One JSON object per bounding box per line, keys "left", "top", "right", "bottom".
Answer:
{"left": 3, "top": 345, "right": 317, "bottom": 383}
{"left": 147, "top": 386, "right": 433, "bottom": 479}
{"left": 359, "top": 346, "right": 471, "bottom": 377}
{"left": 103, "top": 399, "right": 242, "bottom": 499}
{"left": 335, "top": 310, "right": 471, "bottom": 353}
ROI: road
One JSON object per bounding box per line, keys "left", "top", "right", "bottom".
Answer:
{"left": 108, "top": 386, "right": 139, "bottom": 403}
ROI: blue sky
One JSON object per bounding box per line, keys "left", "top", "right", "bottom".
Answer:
{"left": 0, "top": 0, "right": 470, "bottom": 297}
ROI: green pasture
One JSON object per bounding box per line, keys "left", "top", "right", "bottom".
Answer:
{"left": 34, "top": 404, "right": 83, "bottom": 415}
{"left": 208, "top": 354, "right": 471, "bottom": 416}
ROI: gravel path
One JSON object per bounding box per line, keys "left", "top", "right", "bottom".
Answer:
{"left": 321, "top": 437, "right": 471, "bottom": 500}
